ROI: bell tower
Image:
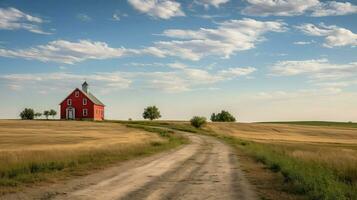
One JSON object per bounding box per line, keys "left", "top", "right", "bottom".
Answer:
{"left": 82, "top": 81, "right": 89, "bottom": 93}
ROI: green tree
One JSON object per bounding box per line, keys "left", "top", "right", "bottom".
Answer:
{"left": 34, "top": 112, "right": 42, "bottom": 119}
{"left": 20, "top": 108, "right": 35, "bottom": 120}
{"left": 49, "top": 109, "right": 57, "bottom": 119}
{"left": 211, "top": 110, "right": 236, "bottom": 122}
{"left": 143, "top": 106, "right": 161, "bottom": 120}
{"left": 190, "top": 116, "right": 207, "bottom": 128}
{"left": 43, "top": 110, "right": 50, "bottom": 120}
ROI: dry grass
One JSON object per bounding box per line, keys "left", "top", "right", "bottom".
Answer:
{"left": 0, "top": 120, "right": 182, "bottom": 193}
{"left": 205, "top": 122, "right": 357, "bottom": 199}
{"left": 206, "top": 122, "right": 357, "bottom": 144}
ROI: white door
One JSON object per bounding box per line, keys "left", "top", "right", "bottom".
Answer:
{"left": 66, "top": 107, "right": 75, "bottom": 120}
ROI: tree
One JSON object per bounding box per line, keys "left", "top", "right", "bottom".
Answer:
{"left": 49, "top": 109, "right": 57, "bottom": 119}
{"left": 211, "top": 110, "right": 236, "bottom": 122}
{"left": 190, "top": 116, "right": 207, "bottom": 128}
{"left": 43, "top": 110, "right": 50, "bottom": 120}
{"left": 143, "top": 106, "right": 161, "bottom": 120}
{"left": 20, "top": 108, "right": 35, "bottom": 120}
{"left": 34, "top": 112, "right": 42, "bottom": 119}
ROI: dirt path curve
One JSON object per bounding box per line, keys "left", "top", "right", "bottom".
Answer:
{"left": 4, "top": 133, "right": 256, "bottom": 200}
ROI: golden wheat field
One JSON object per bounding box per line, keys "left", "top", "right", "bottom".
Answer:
{"left": 0, "top": 120, "right": 167, "bottom": 192}
{"left": 0, "top": 120, "right": 161, "bottom": 151}
{"left": 207, "top": 122, "right": 357, "bottom": 144}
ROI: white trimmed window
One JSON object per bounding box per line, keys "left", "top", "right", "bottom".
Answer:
{"left": 83, "top": 98, "right": 87, "bottom": 105}
{"left": 83, "top": 109, "right": 88, "bottom": 116}
{"left": 67, "top": 99, "right": 72, "bottom": 106}
{"left": 75, "top": 91, "right": 79, "bottom": 97}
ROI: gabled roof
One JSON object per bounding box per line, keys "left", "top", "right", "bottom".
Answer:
{"left": 59, "top": 88, "right": 105, "bottom": 106}
{"left": 80, "top": 89, "right": 105, "bottom": 106}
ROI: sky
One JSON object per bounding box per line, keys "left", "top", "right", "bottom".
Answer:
{"left": 0, "top": 0, "right": 356, "bottom": 122}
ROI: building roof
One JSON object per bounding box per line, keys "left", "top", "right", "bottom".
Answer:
{"left": 59, "top": 88, "right": 105, "bottom": 106}
{"left": 80, "top": 89, "right": 105, "bottom": 106}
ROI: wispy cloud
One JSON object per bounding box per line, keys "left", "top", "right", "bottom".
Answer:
{"left": 111, "top": 11, "right": 128, "bottom": 21}
{"left": 296, "top": 23, "right": 357, "bottom": 48}
{"left": 241, "top": 0, "right": 357, "bottom": 17}
{"left": 127, "top": 0, "right": 185, "bottom": 19}
{"left": 194, "top": 0, "right": 229, "bottom": 8}
{"left": 145, "top": 18, "right": 287, "bottom": 61}
{"left": 77, "top": 13, "right": 91, "bottom": 22}
{"left": 1, "top": 65, "right": 256, "bottom": 93}
{"left": 0, "top": 7, "right": 51, "bottom": 34}
{"left": 293, "top": 40, "right": 315, "bottom": 45}
{"left": 271, "top": 59, "right": 357, "bottom": 80}
{"left": 0, "top": 18, "right": 287, "bottom": 64}
{"left": 0, "top": 40, "right": 135, "bottom": 64}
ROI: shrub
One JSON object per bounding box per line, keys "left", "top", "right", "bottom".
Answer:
{"left": 143, "top": 106, "right": 161, "bottom": 120}
{"left": 19, "top": 108, "right": 35, "bottom": 120}
{"left": 211, "top": 110, "right": 236, "bottom": 122}
{"left": 190, "top": 116, "right": 207, "bottom": 128}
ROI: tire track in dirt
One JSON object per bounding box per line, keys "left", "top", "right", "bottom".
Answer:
{"left": 3, "top": 132, "right": 256, "bottom": 200}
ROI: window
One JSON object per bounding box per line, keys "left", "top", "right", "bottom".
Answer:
{"left": 83, "top": 109, "right": 88, "bottom": 116}
{"left": 75, "top": 91, "right": 79, "bottom": 97}
{"left": 83, "top": 98, "right": 87, "bottom": 105}
{"left": 67, "top": 99, "right": 72, "bottom": 106}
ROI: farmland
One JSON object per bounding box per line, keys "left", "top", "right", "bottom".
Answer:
{"left": 118, "top": 120, "right": 357, "bottom": 199}
{"left": 205, "top": 122, "right": 357, "bottom": 200}
{"left": 0, "top": 120, "right": 186, "bottom": 194}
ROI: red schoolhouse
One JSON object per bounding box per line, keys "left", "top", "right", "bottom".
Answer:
{"left": 59, "top": 82, "right": 105, "bottom": 121}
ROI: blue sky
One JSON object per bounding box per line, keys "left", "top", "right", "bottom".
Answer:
{"left": 0, "top": 0, "right": 356, "bottom": 121}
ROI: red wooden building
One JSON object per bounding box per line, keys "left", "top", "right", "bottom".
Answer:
{"left": 60, "top": 82, "right": 105, "bottom": 121}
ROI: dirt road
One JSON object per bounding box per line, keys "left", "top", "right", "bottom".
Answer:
{"left": 4, "top": 133, "right": 256, "bottom": 200}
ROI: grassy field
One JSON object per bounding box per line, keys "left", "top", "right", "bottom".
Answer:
{"left": 125, "top": 121, "right": 357, "bottom": 200}
{"left": 206, "top": 122, "right": 357, "bottom": 200}
{"left": 0, "top": 120, "right": 187, "bottom": 194}
{"left": 261, "top": 121, "right": 357, "bottom": 128}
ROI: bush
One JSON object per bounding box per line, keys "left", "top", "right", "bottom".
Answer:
{"left": 190, "top": 116, "right": 207, "bottom": 128}
{"left": 143, "top": 106, "right": 161, "bottom": 120}
{"left": 211, "top": 110, "right": 236, "bottom": 122}
{"left": 20, "top": 108, "right": 35, "bottom": 120}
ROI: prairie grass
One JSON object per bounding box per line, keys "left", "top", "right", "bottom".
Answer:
{"left": 261, "top": 121, "right": 357, "bottom": 128}
{"left": 131, "top": 121, "right": 357, "bottom": 200}
{"left": 0, "top": 120, "right": 187, "bottom": 194}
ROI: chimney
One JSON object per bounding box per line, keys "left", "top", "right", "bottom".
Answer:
{"left": 82, "top": 81, "right": 88, "bottom": 93}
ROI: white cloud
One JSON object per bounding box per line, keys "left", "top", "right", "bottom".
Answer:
{"left": 241, "top": 0, "right": 357, "bottom": 17}
{"left": 195, "top": 0, "right": 229, "bottom": 8}
{"left": 271, "top": 59, "right": 357, "bottom": 80}
{"left": 296, "top": 23, "right": 357, "bottom": 48}
{"left": 168, "top": 62, "right": 187, "bottom": 69}
{"left": 0, "top": 7, "right": 50, "bottom": 34}
{"left": 111, "top": 12, "right": 128, "bottom": 21}
{"left": 293, "top": 40, "right": 315, "bottom": 45}
{"left": 311, "top": 1, "right": 357, "bottom": 16}
{"left": 77, "top": 13, "right": 91, "bottom": 22}
{"left": 218, "top": 67, "right": 256, "bottom": 78}
{"left": 0, "top": 40, "right": 134, "bottom": 64}
{"left": 1, "top": 65, "right": 256, "bottom": 93}
{"left": 127, "top": 0, "right": 185, "bottom": 19}
{"left": 1, "top": 72, "right": 132, "bottom": 94}
{"left": 0, "top": 18, "right": 287, "bottom": 63}
{"left": 145, "top": 66, "right": 256, "bottom": 92}
{"left": 241, "top": 0, "right": 319, "bottom": 16}
{"left": 151, "top": 18, "right": 287, "bottom": 60}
